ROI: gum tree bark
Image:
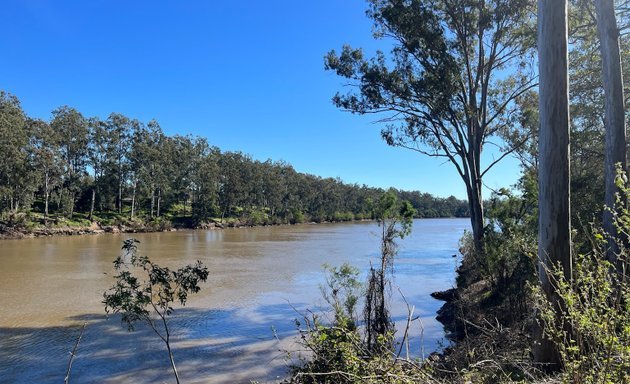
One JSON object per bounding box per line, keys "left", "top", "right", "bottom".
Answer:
{"left": 535, "top": 0, "right": 572, "bottom": 367}
{"left": 595, "top": 0, "right": 627, "bottom": 264}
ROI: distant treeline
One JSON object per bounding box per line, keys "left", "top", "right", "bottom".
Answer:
{"left": 0, "top": 91, "right": 468, "bottom": 226}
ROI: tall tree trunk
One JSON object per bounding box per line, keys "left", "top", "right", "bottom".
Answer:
{"left": 465, "top": 178, "right": 485, "bottom": 254}
{"left": 535, "top": 0, "right": 571, "bottom": 368}
{"left": 157, "top": 188, "right": 161, "bottom": 217}
{"left": 596, "top": 0, "right": 627, "bottom": 264}
{"left": 471, "top": 183, "right": 484, "bottom": 254}
{"left": 150, "top": 187, "right": 155, "bottom": 219}
{"left": 89, "top": 187, "right": 95, "bottom": 221}
{"left": 44, "top": 170, "right": 50, "bottom": 222}
{"left": 69, "top": 191, "right": 75, "bottom": 218}
{"left": 118, "top": 179, "right": 123, "bottom": 214}
{"left": 130, "top": 179, "right": 136, "bottom": 220}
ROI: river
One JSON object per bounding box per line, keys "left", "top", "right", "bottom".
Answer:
{"left": 0, "top": 218, "right": 469, "bottom": 383}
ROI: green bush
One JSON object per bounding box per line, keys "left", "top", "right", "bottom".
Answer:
{"left": 291, "top": 209, "right": 306, "bottom": 224}
{"left": 533, "top": 171, "right": 630, "bottom": 383}
{"left": 245, "top": 208, "right": 270, "bottom": 226}
{"left": 290, "top": 263, "right": 436, "bottom": 384}
{"left": 533, "top": 250, "right": 630, "bottom": 383}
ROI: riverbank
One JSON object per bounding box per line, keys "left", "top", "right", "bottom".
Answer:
{"left": 0, "top": 222, "right": 180, "bottom": 240}
{"left": 0, "top": 214, "right": 385, "bottom": 240}
{"left": 0, "top": 214, "right": 192, "bottom": 240}
{"left": 428, "top": 241, "right": 536, "bottom": 382}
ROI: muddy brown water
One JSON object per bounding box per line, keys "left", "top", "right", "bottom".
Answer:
{"left": 0, "top": 218, "right": 468, "bottom": 383}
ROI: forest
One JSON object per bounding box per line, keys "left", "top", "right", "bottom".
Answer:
{"left": 0, "top": 93, "right": 468, "bottom": 234}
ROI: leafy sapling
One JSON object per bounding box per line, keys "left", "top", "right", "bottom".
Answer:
{"left": 103, "top": 238, "right": 209, "bottom": 383}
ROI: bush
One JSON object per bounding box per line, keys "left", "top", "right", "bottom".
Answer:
{"left": 291, "top": 209, "right": 306, "bottom": 224}
{"left": 245, "top": 208, "right": 270, "bottom": 226}
{"left": 289, "top": 263, "right": 437, "bottom": 384}
{"left": 532, "top": 171, "right": 630, "bottom": 383}
{"left": 533, "top": 250, "right": 630, "bottom": 383}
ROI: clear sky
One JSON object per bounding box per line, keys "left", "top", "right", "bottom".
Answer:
{"left": 1, "top": 0, "right": 522, "bottom": 199}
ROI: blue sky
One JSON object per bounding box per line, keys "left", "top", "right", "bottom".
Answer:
{"left": 1, "top": 0, "right": 521, "bottom": 199}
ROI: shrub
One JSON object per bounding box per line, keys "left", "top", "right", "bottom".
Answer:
{"left": 532, "top": 171, "right": 630, "bottom": 383}
{"left": 103, "top": 239, "right": 209, "bottom": 383}
{"left": 532, "top": 249, "right": 630, "bottom": 383}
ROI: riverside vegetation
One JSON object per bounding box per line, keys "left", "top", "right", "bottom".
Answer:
{"left": 0, "top": 90, "right": 468, "bottom": 239}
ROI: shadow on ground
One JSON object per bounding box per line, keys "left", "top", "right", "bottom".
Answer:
{"left": 0, "top": 302, "right": 308, "bottom": 384}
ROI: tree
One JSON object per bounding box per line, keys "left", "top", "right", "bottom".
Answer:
{"left": 103, "top": 239, "right": 209, "bottom": 384}
{"left": 364, "top": 189, "right": 415, "bottom": 351}
{"left": 218, "top": 151, "right": 249, "bottom": 221}
{"left": 325, "top": 0, "right": 536, "bottom": 252}
{"left": 51, "top": 106, "right": 89, "bottom": 217}
{"left": 535, "top": 0, "right": 572, "bottom": 368}
{"left": 104, "top": 113, "right": 136, "bottom": 215}
{"left": 167, "top": 135, "right": 199, "bottom": 216}
{"left": 595, "top": 0, "right": 628, "bottom": 263}
{"left": 29, "top": 118, "right": 62, "bottom": 220}
{"left": 0, "top": 92, "right": 31, "bottom": 214}
{"left": 191, "top": 145, "right": 220, "bottom": 223}
{"left": 87, "top": 117, "right": 109, "bottom": 220}
{"left": 131, "top": 120, "right": 169, "bottom": 219}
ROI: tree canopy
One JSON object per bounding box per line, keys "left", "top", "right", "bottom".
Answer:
{"left": 325, "top": 0, "right": 537, "bottom": 251}
{"left": 0, "top": 91, "right": 468, "bottom": 229}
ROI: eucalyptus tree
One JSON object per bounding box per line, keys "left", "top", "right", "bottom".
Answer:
{"left": 563, "top": 0, "right": 630, "bottom": 254}
{"left": 262, "top": 160, "right": 287, "bottom": 219}
{"left": 87, "top": 117, "right": 109, "bottom": 219}
{"left": 364, "top": 189, "right": 415, "bottom": 351}
{"left": 217, "top": 151, "right": 249, "bottom": 221}
{"left": 50, "top": 106, "right": 89, "bottom": 217}
{"left": 325, "top": 0, "right": 537, "bottom": 252}
{"left": 166, "top": 135, "right": 199, "bottom": 215}
{"left": 103, "top": 239, "right": 209, "bottom": 384}
{"left": 191, "top": 145, "right": 220, "bottom": 223}
{"left": 0, "top": 91, "right": 27, "bottom": 214}
{"left": 536, "top": 0, "right": 571, "bottom": 367}
{"left": 0, "top": 92, "right": 31, "bottom": 214}
{"left": 104, "top": 113, "right": 137, "bottom": 215}
{"left": 281, "top": 164, "right": 309, "bottom": 222}
{"left": 131, "top": 120, "right": 169, "bottom": 218}
{"left": 29, "top": 118, "right": 62, "bottom": 220}
{"left": 594, "top": 0, "right": 628, "bottom": 262}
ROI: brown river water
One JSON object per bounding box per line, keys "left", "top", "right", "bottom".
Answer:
{"left": 0, "top": 218, "right": 469, "bottom": 383}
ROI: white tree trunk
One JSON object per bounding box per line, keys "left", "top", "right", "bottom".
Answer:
{"left": 596, "top": 0, "right": 627, "bottom": 264}
{"left": 535, "top": 0, "right": 571, "bottom": 367}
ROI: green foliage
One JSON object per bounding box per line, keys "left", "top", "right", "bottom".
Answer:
{"left": 372, "top": 189, "right": 416, "bottom": 272}
{"left": 533, "top": 171, "right": 630, "bottom": 383}
{"left": 326, "top": 0, "right": 536, "bottom": 251}
{"left": 244, "top": 208, "right": 270, "bottom": 226}
{"left": 103, "top": 239, "right": 208, "bottom": 330}
{"left": 290, "top": 262, "right": 437, "bottom": 384}
{"left": 364, "top": 190, "right": 415, "bottom": 352}
{"left": 1, "top": 88, "right": 469, "bottom": 232}
{"left": 320, "top": 263, "right": 362, "bottom": 330}
{"left": 481, "top": 189, "right": 537, "bottom": 293}
{"left": 103, "top": 239, "right": 208, "bottom": 383}
{"left": 290, "top": 321, "right": 426, "bottom": 384}
{"left": 533, "top": 251, "right": 630, "bottom": 383}
{"left": 291, "top": 209, "right": 306, "bottom": 224}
